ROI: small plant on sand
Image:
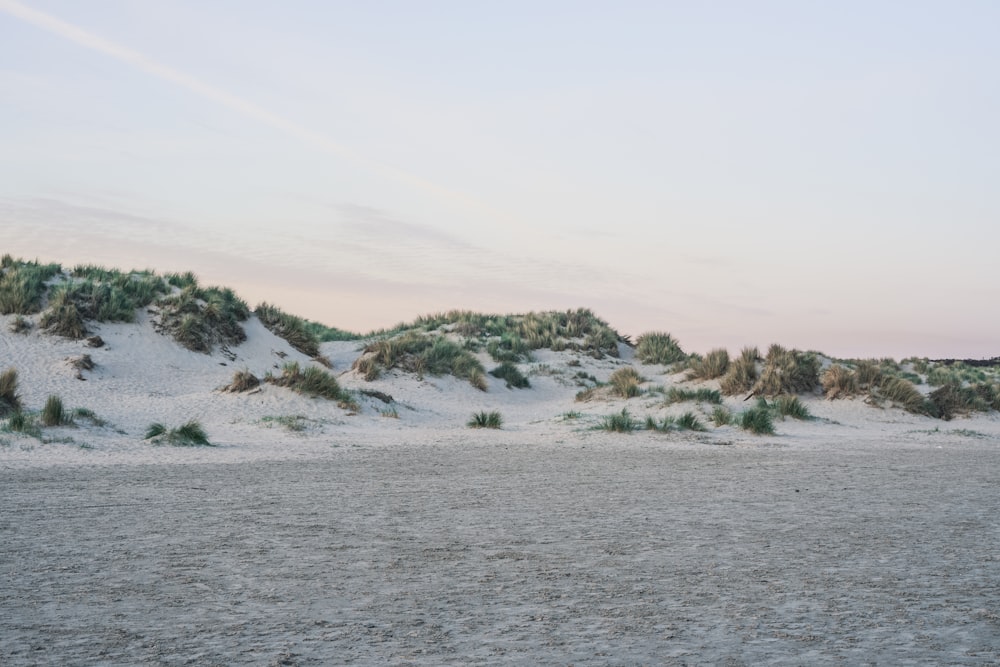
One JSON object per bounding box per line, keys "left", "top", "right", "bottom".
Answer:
{"left": 675, "top": 411, "right": 707, "bottom": 431}
{"left": 4, "top": 410, "right": 41, "bottom": 438}
{"left": 144, "top": 420, "right": 212, "bottom": 446}
{"left": 664, "top": 387, "right": 722, "bottom": 405}
{"left": 0, "top": 258, "right": 63, "bottom": 314}
{"left": 41, "top": 395, "right": 74, "bottom": 427}
{"left": 72, "top": 407, "right": 107, "bottom": 427}
{"left": 687, "top": 348, "right": 730, "bottom": 380}
{"left": 9, "top": 315, "right": 31, "bottom": 333}
{"left": 711, "top": 405, "right": 732, "bottom": 427}
{"left": 720, "top": 347, "right": 759, "bottom": 396}
{"left": 260, "top": 415, "right": 310, "bottom": 432}
{"left": 490, "top": 362, "right": 531, "bottom": 389}
{"left": 0, "top": 367, "right": 22, "bottom": 417}
{"left": 772, "top": 395, "right": 812, "bottom": 420}
{"left": 468, "top": 411, "right": 503, "bottom": 429}
{"left": 600, "top": 408, "right": 639, "bottom": 433}
{"left": 266, "top": 362, "right": 355, "bottom": 408}
{"left": 739, "top": 401, "right": 775, "bottom": 435}
{"left": 609, "top": 367, "right": 644, "bottom": 398}
{"left": 635, "top": 332, "right": 685, "bottom": 365}
{"left": 224, "top": 369, "right": 261, "bottom": 393}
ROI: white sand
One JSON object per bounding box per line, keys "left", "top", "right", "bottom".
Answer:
{"left": 2, "top": 313, "right": 999, "bottom": 663}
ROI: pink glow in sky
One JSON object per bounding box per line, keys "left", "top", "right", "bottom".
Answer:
{"left": 2, "top": 1, "right": 999, "bottom": 359}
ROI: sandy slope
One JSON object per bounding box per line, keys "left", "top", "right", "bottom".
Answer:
{"left": 2, "top": 311, "right": 999, "bottom": 468}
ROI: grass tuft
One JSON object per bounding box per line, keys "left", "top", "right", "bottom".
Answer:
{"left": 739, "top": 401, "right": 775, "bottom": 435}
{"left": 600, "top": 408, "right": 639, "bottom": 433}
{"left": 711, "top": 405, "right": 732, "bottom": 426}
{"left": 675, "top": 411, "right": 707, "bottom": 431}
{"left": 720, "top": 347, "right": 759, "bottom": 395}
{"left": 0, "top": 367, "right": 22, "bottom": 417}
{"left": 687, "top": 348, "right": 730, "bottom": 380}
{"left": 772, "top": 394, "right": 812, "bottom": 420}
{"left": 664, "top": 387, "right": 722, "bottom": 405}
{"left": 144, "top": 420, "right": 211, "bottom": 446}
{"left": 490, "top": 362, "right": 531, "bottom": 389}
{"left": 224, "top": 369, "right": 261, "bottom": 393}
{"left": 41, "top": 395, "right": 73, "bottom": 427}
{"left": 609, "top": 367, "right": 644, "bottom": 398}
{"left": 468, "top": 410, "right": 503, "bottom": 429}
{"left": 635, "top": 332, "right": 685, "bottom": 365}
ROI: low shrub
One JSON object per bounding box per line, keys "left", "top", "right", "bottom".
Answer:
{"left": 635, "top": 332, "right": 685, "bottom": 365}
{"left": 468, "top": 411, "right": 503, "bottom": 429}
{"left": 490, "top": 362, "right": 530, "bottom": 389}
{"left": 926, "top": 382, "right": 991, "bottom": 421}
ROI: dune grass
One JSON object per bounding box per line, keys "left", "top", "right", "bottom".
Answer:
{"left": 635, "top": 332, "right": 685, "bottom": 365}
{"left": 0, "top": 257, "right": 63, "bottom": 315}
{"left": 157, "top": 285, "right": 249, "bottom": 352}
{"left": 490, "top": 362, "right": 531, "bottom": 389}
{"left": 609, "top": 367, "right": 644, "bottom": 398}
{"left": 664, "top": 387, "right": 722, "bottom": 405}
{"left": 41, "top": 395, "right": 74, "bottom": 427}
{"left": 224, "top": 369, "right": 261, "bottom": 393}
{"left": 0, "top": 368, "right": 22, "bottom": 417}
{"left": 468, "top": 410, "right": 503, "bottom": 429}
{"left": 772, "top": 394, "right": 812, "bottom": 420}
{"left": 354, "top": 332, "right": 487, "bottom": 390}
{"left": 145, "top": 420, "right": 212, "bottom": 446}
{"left": 255, "top": 302, "right": 322, "bottom": 358}
{"left": 750, "top": 345, "right": 820, "bottom": 397}
{"left": 600, "top": 408, "right": 639, "bottom": 433}
{"left": 739, "top": 401, "right": 775, "bottom": 435}
{"left": 719, "top": 347, "right": 759, "bottom": 396}
{"left": 687, "top": 348, "right": 730, "bottom": 380}
{"left": 266, "top": 362, "right": 355, "bottom": 409}
{"left": 711, "top": 405, "right": 733, "bottom": 426}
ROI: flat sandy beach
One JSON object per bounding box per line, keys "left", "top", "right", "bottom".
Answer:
{"left": 3, "top": 437, "right": 999, "bottom": 665}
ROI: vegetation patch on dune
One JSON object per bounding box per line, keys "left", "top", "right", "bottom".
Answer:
{"left": 255, "top": 302, "right": 325, "bottom": 360}
{"left": 635, "top": 332, "right": 685, "bottom": 366}
{"left": 468, "top": 411, "right": 503, "bottom": 429}
{"left": 144, "top": 420, "right": 212, "bottom": 446}
{"left": 156, "top": 283, "right": 250, "bottom": 352}
{"left": 266, "top": 362, "right": 357, "bottom": 409}
{"left": 720, "top": 347, "right": 760, "bottom": 396}
{"left": 353, "top": 331, "right": 487, "bottom": 390}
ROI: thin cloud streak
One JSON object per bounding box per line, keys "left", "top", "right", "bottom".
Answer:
{"left": 0, "top": 0, "right": 523, "bottom": 233}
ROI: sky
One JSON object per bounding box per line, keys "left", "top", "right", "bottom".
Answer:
{"left": 2, "top": 0, "right": 998, "bottom": 359}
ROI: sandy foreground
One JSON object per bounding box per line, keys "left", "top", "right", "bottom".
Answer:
{"left": 3, "top": 437, "right": 1000, "bottom": 666}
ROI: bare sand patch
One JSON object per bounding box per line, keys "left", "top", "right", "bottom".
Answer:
{"left": 2, "top": 439, "right": 999, "bottom": 665}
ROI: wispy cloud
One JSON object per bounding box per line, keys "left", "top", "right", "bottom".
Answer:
{"left": 0, "top": 0, "right": 521, "bottom": 230}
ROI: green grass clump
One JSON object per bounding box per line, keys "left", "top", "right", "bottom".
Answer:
{"left": 158, "top": 285, "right": 249, "bottom": 352}
{"left": 354, "top": 332, "right": 486, "bottom": 390}
{"left": 4, "top": 410, "right": 41, "bottom": 438}
{"left": 687, "top": 348, "right": 730, "bottom": 380}
{"left": 487, "top": 334, "right": 531, "bottom": 363}
{"left": 490, "top": 362, "right": 531, "bottom": 389}
{"left": 635, "top": 332, "right": 685, "bottom": 365}
{"left": 255, "top": 302, "right": 322, "bottom": 358}
{"left": 925, "top": 382, "right": 992, "bottom": 421}
{"left": 675, "top": 411, "right": 707, "bottom": 431}
{"left": 0, "top": 258, "right": 63, "bottom": 315}
{"left": 609, "top": 367, "right": 644, "bottom": 398}
{"left": 877, "top": 376, "right": 926, "bottom": 413}
{"left": 740, "top": 402, "right": 775, "bottom": 435}
{"left": 600, "top": 408, "right": 639, "bottom": 433}
{"left": 72, "top": 408, "right": 107, "bottom": 427}
{"left": 0, "top": 368, "right": 22, "bottom": 417}
{"left": 664, "top": 387, "right": 722, "bottom": 405}
{"left": 772, "top": 394, "right": 812, "bottom": 420}
{"left": 224, "top": 369, "right": 261, "bottom": 393}
{"left": 751, "top": 345, "right": 820, "bottom": 397}
{"left": 41, "top": 395, "right": 73, "bottom": 427}
{"left": 145, "top": 420, "right": 212, "bottom": 446}
{"left": 711, "top": 405, "right": 732, "bottom": 426}
{"left": 260, "top": 415, "right": 310, "bottom": 432}
{"left": 468, "top": 410, "right": 503, "bottom": 429}
{"left": 267, "top": 362, "right": 352, "bottom": 407}
{"left": 719, "top": 347, "right": 759, "bottom": 396}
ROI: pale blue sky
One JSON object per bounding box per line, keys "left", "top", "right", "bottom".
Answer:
{"left": 2, "top": 0, "right": 998, "bottom": 358}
